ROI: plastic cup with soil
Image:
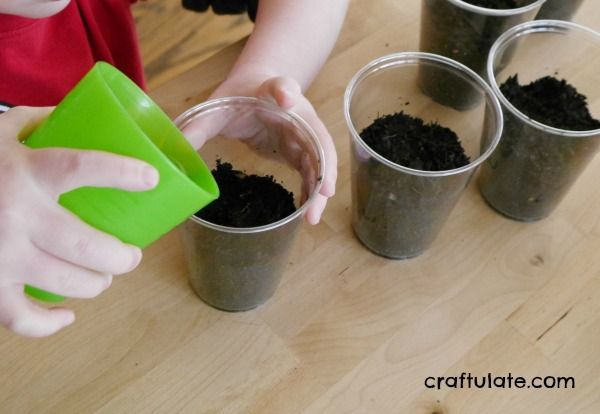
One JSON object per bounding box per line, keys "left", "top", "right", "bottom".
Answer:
{"left": 175, "top": 97, "right": 324, "bottom": 311}
{"left": 479, "top": 20, "right": 600, "bottom": 221}
{"left": 419, "top": 0, "right": 546, "bottom": 110}
{"left": 344, "top": 52, "right": 503, "bottom": 259}
{"left": 536, "top": 0, "right": 584, "bottom": 21}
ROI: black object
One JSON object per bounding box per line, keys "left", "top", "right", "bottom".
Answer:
{"left": 360, "top": 111, "right": 470, "bottom": 171}
{"left": 0, "top": 101, "right": 14, "bottom": 114}
{"left": 182, "top": 0, "right": 259, "bottom": 21}
{"left": 465, "top": 0, "right": 518, "bottom": 8}
{"left": 500, "top": 75, "right": 600, "bottom": 131}
{"left": 536, "top": 0, "right": 584, "bottom": 21}
{"left": 196, "top": 160, "right": 296, "bottom": 228}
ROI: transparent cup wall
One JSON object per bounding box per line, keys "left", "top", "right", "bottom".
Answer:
{"left": 536, "top": 0, "right": 584, "bottom": 21}
{"left": 345, "top": 53, "right": 503, "bottom": 259}
{"left": 420, "top": 0, "right": 546, "bottom": 109}
{"left": 479, "top": 21, "right": 600, "bottom": 221}
{"left": 176, "top": 98, "right": 324, "bottom": 311}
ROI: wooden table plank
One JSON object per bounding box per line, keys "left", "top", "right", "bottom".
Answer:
{"left": 132, "top": 2, "right": 253, "bottom": 90}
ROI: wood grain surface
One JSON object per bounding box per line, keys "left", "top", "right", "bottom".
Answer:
{"left": 132, "top": 1, "right": 253, "bottom": 90}
{"left": 1, "top": 1, "right": 600, "bottom": 413}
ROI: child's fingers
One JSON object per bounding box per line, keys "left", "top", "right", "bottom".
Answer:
{"left": 29, "top": 204, "right": 142, "bottom": 275}
{"left": 28, "top": 148, "right": 159, "bottom": 197}
{"left": 257, "top": 79, "right": 337, "bottom": 223}
{"left": 294, "top": 101, "right": 337, "bottom": 198}
{"left": 257, "top": 78, "right": 337, "bottom": 198}
{"left": 180, "top": 109, "right": 235, "bottom": 149}
{"left": 20, "top": 248, "right": 112, "bottom": 299}
{"left": 0, "top": 285, "right": 75, "bottom": 338}
{"left": 257, "top": 77, "right": 302, "bottom": 109}
{"left": 305, "top": 194, "right": 328, "bottom": 225}
{"left": 0, "top": 106, "right": 54, "bottom": 142}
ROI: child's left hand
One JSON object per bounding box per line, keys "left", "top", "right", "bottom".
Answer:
{"left": 184, "top": 74, "right": 337, "bottom": 225}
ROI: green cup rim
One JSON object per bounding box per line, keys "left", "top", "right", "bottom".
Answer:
{"left": 92, "top": 62, "right": 219, "bottom": 200}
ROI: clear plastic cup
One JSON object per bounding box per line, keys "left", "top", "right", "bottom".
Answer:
{"left": 419, "top": 0, "right": 546, "bottom": 109}
{"left": 479, "top": 20, "right": 600, "bottom": 221}
{"left": 344, "top": 52, "right": 503, "bottom": 259}
{"left": 536, "top": 0, "right": 584, "bottom": 21}
{"left": 175, "top": 97, "right": 324, "bottom": 311}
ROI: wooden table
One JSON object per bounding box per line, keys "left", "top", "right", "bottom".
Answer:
{"left": 2, "top": 1, "right": 600, "bottom": 413}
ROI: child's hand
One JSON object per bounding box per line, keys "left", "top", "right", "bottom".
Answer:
{"left": 184, "top": 75, "right": 337, "bottom": 225}
{"left": 0, "top": 107, "right": 159, "bottom": 337}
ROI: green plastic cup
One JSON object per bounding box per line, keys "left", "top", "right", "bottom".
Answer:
{"left": 23, "top": 62, "right": 219, "bottom": 302}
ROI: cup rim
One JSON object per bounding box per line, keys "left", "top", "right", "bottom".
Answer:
{"left": 95, "top": 62, "right": 220, "bottom": 200}
{"left": 487, "top": 19, "right": 600, "bottom": 137}
{"left": 344, "top": 52, "right": 504, "bottom": 178}
{"left": 175, "top": 96, "right": 325, "bottom": 234}
{"left": 445, "top": 0, "right": 547, "bottom": 16}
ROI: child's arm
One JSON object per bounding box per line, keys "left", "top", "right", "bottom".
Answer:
{"left": 223, "top": 0, "right": 349, "bottom": 90}
{"left": 0, "top": 107, "right": 158, "bottom": 337}
{"left": 191, "top": 0, "right": 349, "bottom": 224}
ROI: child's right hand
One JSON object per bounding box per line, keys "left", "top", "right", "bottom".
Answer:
{"left": 0, "top": 106, "right": 159, "bottom": 338}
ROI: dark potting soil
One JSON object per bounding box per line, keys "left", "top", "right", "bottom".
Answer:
{"left": 359, "top": 112, "right": 470, "bottom": 171}
{"left": 196, "top": 160, "right": 296, "bottom": 228}
{"left": 463, "top": 0, "right": 518, "bottom": 9}
{"left": 500, "top": 75, "right": 600, "bottom": 131}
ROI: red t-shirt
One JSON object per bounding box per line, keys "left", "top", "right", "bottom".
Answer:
{"left": 0, "top": 0, "right": 144, "bottom": 109}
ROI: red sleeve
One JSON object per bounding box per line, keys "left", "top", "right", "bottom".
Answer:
{"left": 0, "top": 0, "right": 144, "bottom": 107}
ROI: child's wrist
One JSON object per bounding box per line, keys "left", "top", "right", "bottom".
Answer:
{"left": 213, "top": 65, "right": 287, "bottom": 99}
{"left": 226, "top": 63, "right": 278, "bottom": 86}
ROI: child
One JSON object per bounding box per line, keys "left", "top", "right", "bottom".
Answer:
{"left": 0, "top": 0, "right": 347, "bottom": 337}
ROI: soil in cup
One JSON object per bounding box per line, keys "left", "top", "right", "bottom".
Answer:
{"left": 196, "top": 159, "right": 296, "bottom": 227}
{"left": 187, "top": 159, "right": 301, "bottom": 312}
{"left": 464, "top": 0, "right": 519, "bottom": 10}
{"left": 464, "top": 0, "right": 518, "bottom": 8}
{"left": 480, "top": 74, "right": 600, "bottom": 220}
{"left": 353, "top": 112, "right": 470, "bottom": 259}
{"left": 500, "top": 75, "right": 600, "bottom": 131}
{"left": 360, "top": 111, "right": 470, "bottom": 171}
{"left": 419, "top": 0, "right": 536, "bottom": 110}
